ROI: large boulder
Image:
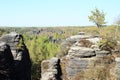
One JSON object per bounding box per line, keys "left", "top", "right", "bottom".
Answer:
{"left": 61, "top": 46, "right": 96, "bottom": 80}
{"left": 0, "top": 42, "right": 14, "bottom": 80}
{"left": 0, "top": 32, "right": 31, "bottom": 80}
{"left": 66, "top": 35, "right": 90, "bottom": 42}
{"left": 68, "top": 46, "right": 96, "bottom": 58}
{"left": 61, "top": 45, "right": 113, "bottom": 80}
{"left": 41, "top": 57, "right": 62, "bottom": 80}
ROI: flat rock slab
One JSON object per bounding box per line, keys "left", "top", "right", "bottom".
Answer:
{"left": 96, "top": 50, "right": 110, "bottom": 57}
{"left": 68, "top": 46, "right": 96, "bottom": 58}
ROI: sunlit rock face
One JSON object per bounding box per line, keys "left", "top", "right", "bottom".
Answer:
{"left": 60, "top": 33, "right": 116, "bottom": 80}
{"left": 41, "top": 32, "right": 119, "bottom": 80}
{"left": 41, "top": 57, "right": 62, "bottom": 80}
{"left": 0, "top": 32, "right": 31, "bottom": 80}
{"left": 60, "top": 46, "right": 115, "bottom": 80}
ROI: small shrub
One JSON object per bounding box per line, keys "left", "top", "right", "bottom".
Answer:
{"left": 16, "top": 38, "right": 24, "bottom": 50}
{"left": 98, "top": 38, "right": 117, "bottom": 52}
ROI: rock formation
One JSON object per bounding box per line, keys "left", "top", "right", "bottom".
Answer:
{"left": 60, "top": 46, "right": 114, "bottom": 80}
{"left": 41, "top": 57, "right": 62, "bottom": 80}
{"left": 41, "top": 32, "right": 119, "bottom": 80}
{"left": 0, "top": 42, "right": 14, "bottom": 80}
{"left": 0, "top": 31, "right": 119, "bottom": 80}
{"left": 60, "top": 33, "right": 116, "bottom": 80}
{"left": 0, "top": 32, "right": 31, "bottom": 80}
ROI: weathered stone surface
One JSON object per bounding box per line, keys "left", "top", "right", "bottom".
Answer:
{"left": 41, "top": 33, "right": 119, "bottom": 80}
{"left": 86, "top": 37, "right": 101, "bottom": 44}
{"left": 96, "top": 50, "right": 110, "bottom": 57}
{"left": 68, "top": 46, "right": 96, "bottom": 58}
{"left": 66, "top": 58, "right": 88, "bottom": 76}
{"left": 78, "top": 32, "right": 85, "bottom": 35}
{"left": 61, "top": 56, "right": 97, "bottom": 80}
{"left": 66, "top": 35, "right": 91, "bottom": 42}
{"left": 0, "top": 32, "right": 31, "bottom": 80}
{"left": 0, "top": 42, "right": 14, "bottom": 80}
{"left": 61, "top": 46, "right": 96, "bottom": 80}
{"left": 41, "top": 57, "right": 62, "bottom": 80}
{"left": 60, "top": 38, "right": 114, "bottom": 80}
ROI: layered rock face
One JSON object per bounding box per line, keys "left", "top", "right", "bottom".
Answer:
{"left": 61, "top": 46, "right": 113, "bottom": 80}
{"left": 0, "top": 32, "right": 31, "bottom": 80}
{"left": 41, "top": 33, "right": 119, "bottom": 80}
{"left": 41, "top": 57, "right": 62, "bottom": 80}
{"left": 60, "top": 34, "right": 116, "bottom": 80}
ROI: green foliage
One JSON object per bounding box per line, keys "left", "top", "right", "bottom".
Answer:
{"left": 98, "top": 38, "right": 117, "bottom": 52}
{"left": 24, "top": 35, "right": 60, "bottom": 80}
{"left": 88, "top": 8, "right": 106, "bottom": 28}
{"left": 16, "top": 38, "right": 24, "bottom": 50}
{"left": 31, "top": 61, "right": 41, "bottom": 80}
{"left": 0, "top": 28, "right": 7, "bottom": 36}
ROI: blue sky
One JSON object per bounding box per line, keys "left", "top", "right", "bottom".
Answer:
{"left": 0, "top": 0, "right": 120, "bottom": 27}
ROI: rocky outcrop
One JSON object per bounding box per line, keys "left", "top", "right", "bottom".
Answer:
{"left": 68, "top": 46, "right": 96, "bottom": 58}
{"left": 41, "top": 32, "right": 119, "bottom": 80}
{"left": 37, "top": 32, "right": 119, "bottom": 80}
{"left": 59, "top": 33, "right": 118, "bottom": 80}
{"left": 0, "top": 42, "right": 14, "bottom": 80}
{"left": 66, "top": 35, "right": 91, "bottom": 42}
{"left": 61, "top": 45, "right": 116, "bottom": 80}
{"left": 41, "top": 57, "right": 62, "bottom": 80}
{"left": 0, "top": 32, "right": 31, "bottom": 80}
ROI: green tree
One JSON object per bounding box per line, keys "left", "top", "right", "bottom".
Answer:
{"left": 88, "top": 8, "right": 106, "bottom": 28}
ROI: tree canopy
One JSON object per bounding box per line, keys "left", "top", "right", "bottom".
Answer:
{"left": 88, "top": 8, "right": 106, "bottom": 28}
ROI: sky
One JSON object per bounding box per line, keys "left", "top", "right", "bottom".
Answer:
{"left": 0, "top": 0, "right": 120, "bottom": 27}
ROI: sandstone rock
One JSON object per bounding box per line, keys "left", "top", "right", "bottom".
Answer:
{"left": 78, "top": 32, "right": 85, "bottom": 35}
{"left": 58, "top": 34, "right": 118, "bottom": 80}
{"left": 61, "top": 56, "right": 96, "bottom": 80}
{"left": 61, "top": 46, "right": 96, "bottom": 80}
{"left": 86, "top": 37, "right": 101, "bottom": 44}
{"left": 68, "top": 46, "right": 96, "bottom": 58}
{"left": 66, "top": 35, "right": 91, "bottom": 42}
{"left": 61, "top": 42, "right": 114, "bottom": 80}
{"left": 0, "top": 32, "right": 31, "bottom": 80}
{"left": 0, "top": 42, "right": 14, "bottom": 80}
{"left": 96, "top": 50, "right": 110, "bottom": 57}
{"left": 66, "top": 58, "right": 88, "bottom": 76}
{"left": 41, "top": 57, "right": 62, "bottom": 80}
